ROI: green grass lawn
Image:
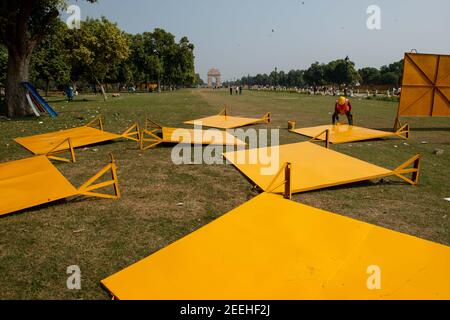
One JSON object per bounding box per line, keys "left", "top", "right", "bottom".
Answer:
{"left": 0, "top": 89, "right": 449, "bottom": 299}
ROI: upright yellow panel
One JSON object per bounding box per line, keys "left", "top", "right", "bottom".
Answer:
{"left": 14, "top": 127, "right": 122, "bottom": 155}
{"left": 162, "top": 127, "right": 246, "bottom": 146}
{"left": 399, "top": 53, "right": 450, "bottom": 117}
{"left": 0, "top": 156, "right": 78, "bottom": 216}
{"left": 222, "top": 142, "right": 394, "bottom": 194}
{"left": 290, "top": 125, "right": 399, "bottom": 144}
{"left": 101, "top": 193, "right": 450, "bottom": 300}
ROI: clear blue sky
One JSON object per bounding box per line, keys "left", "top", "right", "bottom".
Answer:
{"left": 66, "top": 0, "right": 450, "bottom": 82}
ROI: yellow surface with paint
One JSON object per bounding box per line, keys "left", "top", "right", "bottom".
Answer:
{"left": 14, "top": 126, "right": 122, "bottom": 155}
{"left": 101, "top": 193, "right": 450, "bottom": 300}
{"left": 223, "top": 142, "right": 398, "bottom": 194}
{"left": 0, "top": 156, "right": 78, "bottom": 216}
{"left": 291, "top": 125, "right": 401, "bottom": 144}
{"left": 161, "top": 127, "right": 246, "bottom": 146}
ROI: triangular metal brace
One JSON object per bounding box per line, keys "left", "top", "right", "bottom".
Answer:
{"left": 86, "top": 116, "right": 104, "bottom": 131}
{"left": 394, "top": 123, "right": 410, "bottom": 140}
{"left": 77, "top": 154, "right": 121, "bottom": 199}
{"left": 219, "top": 107, "right": 228, "bottom": 116}
{"left": 393, "top": 154, "right": 421, "bottom": 186}
{"left": 46, "top": 138, "right": 76, "bottom": 163}
{"left": 261, "top": 112, "right": 272, "bottom": 124}
{"left": 140, "top": 118, "right": 164, "bottom": 151}
{"left": 309, "top": 129, "right": 330, "bottom": 149}
{"left": 121, "top": 123, "right": 141, "bottom": 142}
{"left": 266, "top": 162, "right": 292, "bottom": 200}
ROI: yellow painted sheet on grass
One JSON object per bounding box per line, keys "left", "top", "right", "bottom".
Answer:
{"left": 14, "top": 126, "right": 121, "bottom": 155}
{"left": 291, "top": 125, "right": 398, "bottom": 144}
{"left": 185, "top": 115, "right": 268, "bottom": 129}
{"left": 0, "top": 156, "right": 78, "bottom": 216}
{"left": 223, "top": 141, "right": 394, "bottom": 194}
{"left": 101, "top": 192, "right": 450, "bottom": 300}
{"left": 161, "top": 127, "right": 246, "bottom": 146}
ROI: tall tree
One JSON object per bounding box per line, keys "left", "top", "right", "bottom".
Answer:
{"left": 0, "top": 0, "right": 96, "bottom": 117}
{"left": 67, "top": 17, "right": 130, "bottom": 100}
{"left": 324, "top": 59, "right": 360, "bottom": 85}
{"left": 304, "top": 62, "right": 326, "bottom": 86}
{"left": 358, "top": 67, "right": 381, "bottom": 85}
{"left": 30, "top": 20, "right": 70, "bottom": 96}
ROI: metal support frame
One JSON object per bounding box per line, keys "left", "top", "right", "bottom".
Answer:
{"left": 309, "top": 129, "right": 330, "bottom": 149}
{"left": 261, "top": 112, "right": 272, "bottom": 124}
{"left": 121, "top": 123, "right": 141, "bottom": 142}
{"left": 266, "top": 162, "right": 292, "bottom": 200}
{"left": 219, "top": 107, "right": 228, "bottom": 117}
{"left": 86, "top": 116, "right": 104, "bottom": 131}
{"left": 394, "top": 123, "right": 410, "bottom": 140}
{"left": 140, "top": 118, "right": 164, "bottom": 150}
{"left": 46, "top": 138, "right": 76, "bottom": 163}
{"left": 393, "top": 116, "right": 403, "bottom": 132}
{"left": 218, "top": 107, "right": 271, "bottom": 124}
{"left": 393, "top": 154, "right": 421, "bottom": 186}
{"left": 77, "top": 154, "right": 121, "bottom": 199}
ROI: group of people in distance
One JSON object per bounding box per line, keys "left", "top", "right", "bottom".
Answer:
{"left": 227, "top": 85, "right": 353, "bottom": 126}
{"left": 229, "top": 86, "right": 243, "bottom": 96}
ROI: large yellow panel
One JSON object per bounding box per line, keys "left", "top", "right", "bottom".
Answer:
{"left": 0, "top": 156, "right": 78, "bottom": 216}
{"left": 162, "top": 127, "right": 246, "bottom": 146}
{"left": 101, "top": 193, "right": 450, "bottom": 300}
{"left": 185, "top": 115, "right": 266, "bottom": 129}
{"left": 399, "top": 53, "right": 450, "bottom": 117}
{"left": 290, "top": 125, "right": 397, "bottom": 144}
{"left": 222, "top": 142, "right": 393, "bottom": 194}
{"left": 14, "top": 127, "right": 122, "bottom": 155}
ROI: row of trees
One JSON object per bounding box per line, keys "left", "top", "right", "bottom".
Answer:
{"left": 229, "top": 59, "right": 403, "bottom": 88}
{"left": 0, "top": 0, "right": 199, "bottom": 118}
{"left": 29, "top": 19, "right": 199, "bottom": 97}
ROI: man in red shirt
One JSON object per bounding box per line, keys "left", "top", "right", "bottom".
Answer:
{"left": 332, "top": 96, "right": 354, "bottom": 125}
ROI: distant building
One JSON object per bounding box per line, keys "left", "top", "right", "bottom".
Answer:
{"left": 207, "top": 68, "right": 222, "bottom": 88}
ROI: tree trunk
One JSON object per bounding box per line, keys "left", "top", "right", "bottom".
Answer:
{"left": 45, "top": 79, "right": 50, "bottom": 97}
{"left": 157, "top": 74, "right": 161, "bottom": 93}
{"left": 4, "top": 50, "right": 32, "bottom": 118}
{"left": 100, "top": 84, "right": 107, "bottom": 101}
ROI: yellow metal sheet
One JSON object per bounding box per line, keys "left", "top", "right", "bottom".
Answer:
{"left": 161, "top": 127, "right": 246, "bottom": 146}
{"left": 185, "top": 115, "right": 267, "bottom": 129}
{"left": 291, "top": 125, "right": 398, "bottom": 144}
{"left": 223, "top": 142, "right": 394, "bottom": 194}
{"left": 0, "top": 156, "right": 78, "bottom": 216}
{"left": 101, "top": 192, "right": 450, "bottom": 300}
{"left": 14, "top": 126, "right": 122, "bottom": 155}
{"left": 399, "top": 53, "right": 450, "bottom": 117}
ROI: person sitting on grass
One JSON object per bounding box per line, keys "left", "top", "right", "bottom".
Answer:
{"left": 332, "top": 96, "right": 354, "bottom": 125}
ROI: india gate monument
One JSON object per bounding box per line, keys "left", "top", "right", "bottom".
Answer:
{"left": 207, "top": 68, "right": 222, "bottom": 88}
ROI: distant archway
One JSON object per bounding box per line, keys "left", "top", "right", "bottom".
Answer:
{"left": 207, "top": 68, "right": 222, "bottom": 88}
